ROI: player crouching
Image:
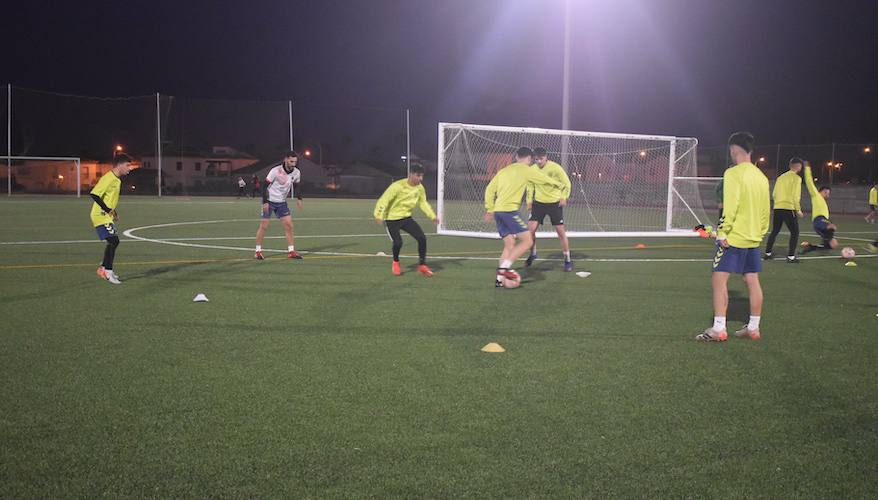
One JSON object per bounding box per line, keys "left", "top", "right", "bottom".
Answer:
{"left": 373, "top": 164, "right": 438, "bottom": 276}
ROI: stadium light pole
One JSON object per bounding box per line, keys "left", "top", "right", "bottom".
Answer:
{"left": 560, "top": 0, "right": 572, "bottom": 167}
{"left": 288, "top": 100, "right": 294, "bottom": 151}
{"left": 156, "top": 92, "right": 162, "bottom": 197}
{"left": 7, "top": 83, "right": 11, "bottom": 196}
{"left": 406, "top": 108, "right": 411, "bottom": 175}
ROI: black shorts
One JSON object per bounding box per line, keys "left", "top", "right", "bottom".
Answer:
{"left": 529, "top": 201, "right": 564, "bottom": 226}
{"left": 870, "top": 204, "right": 877, "bottom": 211}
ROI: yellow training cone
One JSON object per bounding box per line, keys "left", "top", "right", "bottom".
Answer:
{"left": 845, "top": 261, "right": 857, "bottom": 267}
{"left": 481, "top": 342, "right": 506, "bottom": 353}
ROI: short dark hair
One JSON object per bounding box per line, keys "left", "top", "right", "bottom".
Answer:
{"left": 533, "top": 147, "right": 548, "bottom": 157}
{"left": 728, "top": 131, "right": 756, "bottom": 154}
{"left": 818, "top": 186, "right": 831, "bottom": 193}
{"left": 409, "top": 163, "right": 425, "bottom": 175}
{"left": 113, "top": 152, "right": 134, "bottom": 166}
{"left": 284, "top": 150, "right": 298, "bottom": 158}
{"left": 789, "top": 157, "right": 804, "bottom": 166}
{"left": 516, "top": 147, "right": 533, "bottom": 159}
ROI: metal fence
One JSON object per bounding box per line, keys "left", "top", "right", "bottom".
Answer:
{"left": 3, "top": 85, "right": 413, "bottom": 197}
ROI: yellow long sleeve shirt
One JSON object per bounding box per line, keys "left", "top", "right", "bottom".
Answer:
{"left": 869, "top": 187, "right": 877, "bottom": 205}
{"left": 484, "top": 162, "right": 563, "bottom": 212}
{"left": 772, "top": 170, "right": 802, "bottom": 211}
{"left": 373, "top": 179, "right": 436, "bottom": 221}
{"left": 89, "top": 171, "right": 121, "bottom": 226}
{"left": 716, "top": 162, "right": 770, "bottom": 249}
{"left": 525, "top": 161, "right": 572, "bottom": 204}
{"left": 803, "top": 166, "right": 829, "bottom": 220}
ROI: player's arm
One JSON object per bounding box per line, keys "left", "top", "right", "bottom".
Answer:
{"left": 484, "top": 176, "right": 498, "bottom": 213}
{"left": 418, "top": 185, "right": 438, "bottom": 223}
{"left": 528, "top": 168, "right": 563, "bottom": 189}
{"left": 89, "top": 176, "right": 116, "bottom": 218}
{"left": 716, "top": 171, "right": 739, "bottom": 244}
{"left": 374, "top": 182, "right": 399, "bottom": 223}
{"left": 525, "top": 181, "right": 535, "bottom": 208}
{"left": 292, "top": 180, "right": 303, "bottom": 208}
{"left": 760, "top": 180, "right": 771, "bottom": 236}
{"left": 803, "top": 164, "right": 818, "bottom": 198}
{"left": 558, "top": 164, "right": 572, "bottom": 204}
{"left": 793, "top": 176, "right": 803, "bottom": 215}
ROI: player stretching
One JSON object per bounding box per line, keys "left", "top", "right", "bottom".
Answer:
{"left": 866, "top": 182, "right": 877, "bottom": 223}
{"left": 373, "top": 164, "right": 438, "bottom": 277}
{"left": 763, "top": 157, "right": 803, "bottom": 263}
{"left": 696, "top": 132, "right": 770, "bottom": 342}
{"left": 524, "top": 147, "right": 574, "bottom": 271}
{"left": 255, "top": 151, "right": 304, "bottom": 260}
{"left": 484, "top": 147, "right": 563, "bottom": 288}
{"left": 799, "top": 161, "right": 838, "bottom": 253}
{"left": 90, "top": 153, "right": 135, "bottom": 284}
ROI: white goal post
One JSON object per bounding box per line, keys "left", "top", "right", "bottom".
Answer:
{"left": 1, "top": 156, "right": 82, "bottom": 197}
{"left": 437, "top": 122, "right": 716, "bottom": 238}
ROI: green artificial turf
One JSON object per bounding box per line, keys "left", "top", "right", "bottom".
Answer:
{"left": 1, "top": 195, "right": 876, "bottom": 497}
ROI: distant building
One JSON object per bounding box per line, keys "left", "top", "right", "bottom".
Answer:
{"left": 139, "top": 146, "right": 258, "bottom": 194}
{"left": 8, "top": 158, "right": 114, "bottom": 194}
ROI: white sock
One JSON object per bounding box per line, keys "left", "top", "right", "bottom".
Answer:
{"left": 500, "top": 259, "right": 512, "bottom": 269}
{"left": 713, "top": 316, "right": 726, "bottom": 332}
{"left": 255, "top": 245, "right": 262, "bottom": 252}
{"left": 748, "top": 316, "right": 761, "bottom": 331}
{"left": 288, "top": 245, "right": 295, "bottom": 252}
{"left": 530, "top": 245, "right": 537, "bottom": 256}
{"left": 563, "top": 251, "right": 571, "bottom": 261}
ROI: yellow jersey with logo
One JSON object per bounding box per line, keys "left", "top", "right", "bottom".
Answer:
{"left": 90, "top": 171, "right": 121, "bottom": 226}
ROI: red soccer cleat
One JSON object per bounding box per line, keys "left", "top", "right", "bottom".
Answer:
{"left": 255, "top": 251, "right": 264, "bottom": 260}
{"left": 418, "top": 264, "right": 433, "bottom": 277}
{"left": 288, "top": 251, "right": 303, "bottom": 259}
{"left": 392, "top": 261, "right": 401, "bottom": 276}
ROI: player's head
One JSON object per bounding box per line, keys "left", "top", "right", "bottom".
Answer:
{"left": 818, "top": 186, "right": 831, "bottom": 199}
{"left": 728, "top": 132, "right": 755, "bottom": 164}
{"left": 516, "top": 147, "right": 534, "bottom": 165}
{"left": 407, "top": 163, "right": 425, "bottom": 185}
{"left": 283, "top": 150, "right": 299, "bottom": 170}
{"left": 112, "top": 152, "right": 135, "bottom": 176}
{"left": 788, "top": 157, "right": 804, "bottom": 173}
{"left": 533, "top": 147, "right": 548, "bottom": 167}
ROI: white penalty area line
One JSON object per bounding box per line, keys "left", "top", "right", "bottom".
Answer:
{"left": 115, "top": 220, "right": 877, "bottom": 264}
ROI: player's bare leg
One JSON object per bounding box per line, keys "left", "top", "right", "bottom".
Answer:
{"left": 254, "top": 219, "right": 270, "bottom": 260}
{"left": 525, "top": 220, "right": 539, "bottom": 266}
{"left": 556, "top": 224, "right": 572, "bottom": 271}
{"left": 496, "top": 235, "right": 519, "bottom": 287}
{"left": 282, "top": 215, "right": 302, "bottom": 259}
{"left": 697, "top": 271, "right": 730, "bottom": 341}
{"left": 734, "top": 273, "right": 763, "bottom": 339}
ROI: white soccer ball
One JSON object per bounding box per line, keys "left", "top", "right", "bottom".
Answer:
{"left": 841, "top": 247, "right": 855, "bottom": 259}
{"left": 503, "top": 275, "right": 521, "bottom": 288}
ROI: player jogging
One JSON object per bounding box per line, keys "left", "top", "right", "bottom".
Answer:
{"left": 484, "top": 147, "right": 564, "bottom": 288}
{"left": 524, "top": 147, "right": 574, "bottom": 271}
{"left": 254, "top": 151, "right": 304, "bottom": 260}
{"left": 866, "top": 182, "right": 877, "bottom": 223}
{"left": 799, "top": 161, "right": 838, "bottom": 253}
{"left": 696, "top": 132, "right": 770, "bottom": 342}
{"left": 373, "top": 164, "right": 438, "bottom": 277}
{"left": 90, "top": 153, "right": 136, "bottom": 284}
{"left": 763, "top": 157, "right": 804, "bottom": 263}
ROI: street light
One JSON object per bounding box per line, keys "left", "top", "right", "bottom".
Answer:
{"left": 865, "top": 146, "right": 872, "bottom": 154}
{"left": 758, "top": 157, "right": 766, "bottom": 163}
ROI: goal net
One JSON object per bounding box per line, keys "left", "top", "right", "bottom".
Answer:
{"left": 1, "top": 156, "right": 83, "bottom": 196}
{"left": 437, "top": 123, "right": 714, "bottom": 238}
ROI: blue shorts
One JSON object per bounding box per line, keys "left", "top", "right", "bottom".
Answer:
{"left": 262, "top": 201, "right": 291, "bottom": 219}
{"left": 95, "top": 223, "right": 117, "bottom": 240}
{"left": 713, "top": 243, "right": 762, "bottom": 274}
{"left": 494, "top": 211, "right": 528, "bottom": 238}
{"left": 813, "top": 216, "right": 834, "bottom": 239}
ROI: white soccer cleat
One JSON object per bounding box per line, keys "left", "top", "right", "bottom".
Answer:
{"left": 695, "top": 328, "right": 728, "bottom": 342}
{"left": 733, "top": 327, "right": 760, "bottom": 340}
{"left": 105, "top": 270, "right": 122, "bottom": 285}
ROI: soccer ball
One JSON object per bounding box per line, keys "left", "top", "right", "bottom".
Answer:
{"left": 503, "top": 274, "right": 522, "bottom": 288}
{"left": 841, "top": 247, "right": 855, "bottom": 259}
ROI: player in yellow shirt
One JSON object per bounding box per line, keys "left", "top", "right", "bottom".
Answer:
{"left": 374, "top": 164, "right": 438, "bottom": 277}
{"left": 799, "top": 161, "right": 838, "bottom": 253}
{"left": 697, "top": 132, "right": 770, "bottom": 342}
{"left": 866, "top": 182, "right": 877, "bottom": 223}
{"left": 524, "top": 147, "right": 574, "bottom": 271}
{"left": 89, "top": 153, "right": 136, "bottom": 284}
{"left": 763, "top": 157, "right": 804, "bottom": 263}
{"left": 484, "top": 147, "right": 564, "bottom": 288}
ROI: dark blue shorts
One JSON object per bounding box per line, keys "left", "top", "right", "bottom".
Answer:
{"left": 95, "top": 223, "right": 117, "bottom": 240}
{"left": 262, "top": 201, "right": 291, "bottom": 219}
{"left": 494, "top": 211, "right": 528, "bottom": 238}
{"left": 813, "top": 216, "right": 835, "bottom": 241}
{"left": 713, "top": 242, "right": 762, "bottom": 274}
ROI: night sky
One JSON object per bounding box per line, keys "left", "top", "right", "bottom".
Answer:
{"left": 5, "top": 0, "right": 878, "bottom": 158}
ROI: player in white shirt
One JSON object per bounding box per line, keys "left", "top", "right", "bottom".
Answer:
{"left": 254, "top": 151, "right": 304, "bottom": 260}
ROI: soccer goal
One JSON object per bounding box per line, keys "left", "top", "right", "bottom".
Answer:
{"left": 1, "top": 156, "right": 83, "bottom": 196}
{"left": 437, "top": 122, "right": 715, "bottom": 238}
